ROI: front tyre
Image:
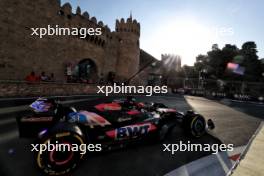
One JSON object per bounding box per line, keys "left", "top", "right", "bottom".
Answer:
{"left": 183, "top": 114, "right": 206, "bottom": 137}
{"left": 36, "top": 132, "right": 85, "bottom": 175}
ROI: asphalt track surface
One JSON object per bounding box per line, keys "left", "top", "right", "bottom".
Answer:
{"left": 0, "top": 95, "right": 263, "bottom": 176}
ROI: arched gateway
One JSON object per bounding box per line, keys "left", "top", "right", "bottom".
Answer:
{"left": 72, "top": 59, "right": 98, "bottom": 83}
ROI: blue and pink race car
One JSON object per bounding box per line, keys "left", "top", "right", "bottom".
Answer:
{"left": 17, "top": 96, "right": 215, "bottom": 175}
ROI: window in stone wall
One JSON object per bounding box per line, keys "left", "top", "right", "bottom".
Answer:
{"left": 58, "top": 10, "right": 64, "bottom": 16}
{"left": 101, "top": 41, "right": 105, "bottom": 47}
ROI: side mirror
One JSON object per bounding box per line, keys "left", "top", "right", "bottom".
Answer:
{"left": 186, "top": 110, "right": 194, "bottom": 115}
{"left": 207, "top": 119, "right": 215, "bottom": 130}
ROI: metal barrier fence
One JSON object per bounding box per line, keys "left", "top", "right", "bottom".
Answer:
{"left": 168, "top": 78, "right": 264, "bottom": 102}
{"left": 185, "top": 89, "right": 263, "bottom": 102}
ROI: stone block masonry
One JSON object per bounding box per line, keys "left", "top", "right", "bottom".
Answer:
{"left": 0, "top": 0, "right": 140, "bottom": 82}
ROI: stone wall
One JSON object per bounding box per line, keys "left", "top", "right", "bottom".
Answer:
{"left": 0, "top": 0, "right": 140, "bottom": 81}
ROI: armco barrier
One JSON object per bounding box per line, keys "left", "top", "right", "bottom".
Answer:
{"left": 0, "top": 81, "right": 98, "bottom": 97}
{"left": 185, "top": 89, "right": 263, "bottom": 103}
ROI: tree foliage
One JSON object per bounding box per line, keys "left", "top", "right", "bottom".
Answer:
{"left": 193, "top": 42, "right": 263, "bottom": 81}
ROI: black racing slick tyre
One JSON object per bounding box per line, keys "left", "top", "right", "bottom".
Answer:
{"left": 157, "top": 124, "right": 169, "bottom": 141}
{"left": 183, "top": 114, "right": 206, "bottom": 138}
{"left": 36, "top": 132, "right": 85, "bottom": 175}
{"left": 153, "top": 103, "right": 167, "bottom": 108}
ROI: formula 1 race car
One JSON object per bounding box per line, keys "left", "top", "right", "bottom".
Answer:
{"left": 17, "top": 97, "right": 215, "bottom": 175}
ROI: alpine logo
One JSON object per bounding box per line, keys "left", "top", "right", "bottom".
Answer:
{"left": 106, "top": 123, "right": 157, "bottom": 140}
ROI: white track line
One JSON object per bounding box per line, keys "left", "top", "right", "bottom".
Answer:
{"left": 0, "top": 105, "right": 29, "bottom": 115}
{"left": 0, "top": 118, "right": 16, "bottom": 126}
{"left": 165, "top": 145, "right": 246, "bottom": 176}
{"left": 0, "top": 130, "right": 19, "bottom": 144}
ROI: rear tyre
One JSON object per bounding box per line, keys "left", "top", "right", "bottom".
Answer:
{"left": 183, "top": 114, "right": 206, "bottom": 137}
{"left": 157, "top": 124, "right": 169, "bottom": 141}
{"left": 36, "top": 132, "right": 85, "bottom": 175}
{"left": 153, "top": 103, "right": 167, "bottom": 108}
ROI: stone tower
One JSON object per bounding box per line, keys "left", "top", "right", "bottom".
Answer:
{"left": 115, "top": 15, "right": 140, "bottom": 80}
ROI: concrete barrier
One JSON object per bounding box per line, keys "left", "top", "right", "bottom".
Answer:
{"left": 0, "top": 81, "right": 98, "bottom": 97}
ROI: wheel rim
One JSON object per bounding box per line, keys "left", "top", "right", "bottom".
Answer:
{"left": 194, "top": 120, "right": 204, "bottom": 133}
{"left": 49, "top": 142, "right": 74, "bottom": 166}
{"left": 191, "top": 116, "right": 205, "bottom": 137}
{"left": 37, "top": 133, "right": 85, "bottom": 175}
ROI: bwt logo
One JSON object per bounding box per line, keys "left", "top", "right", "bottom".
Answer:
{"left": 117, "top": 124, "right": 150, "bottom": 138}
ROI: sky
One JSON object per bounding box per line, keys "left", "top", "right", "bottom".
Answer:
{"left": 61, "top": 0, "right": 264, "bottom": 65}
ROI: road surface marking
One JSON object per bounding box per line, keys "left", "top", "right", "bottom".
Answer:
{"left": 165, "top": 145, "right": 246, "bottom": 176}
{"left": 0, "top": 130, "right": 19, "bottom": 144}
{"left": 0, "top": 118, "right": 16, "bottom": 126}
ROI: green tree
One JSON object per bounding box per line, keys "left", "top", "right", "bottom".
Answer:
{"left": 239, "top": 41, "right": 262, "bottom": 81}
{"left": 194, "top": 54, "right": 207, "bottom": 71}
{"left": 193, "top": 42, "right": 263, "bottom": 81}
